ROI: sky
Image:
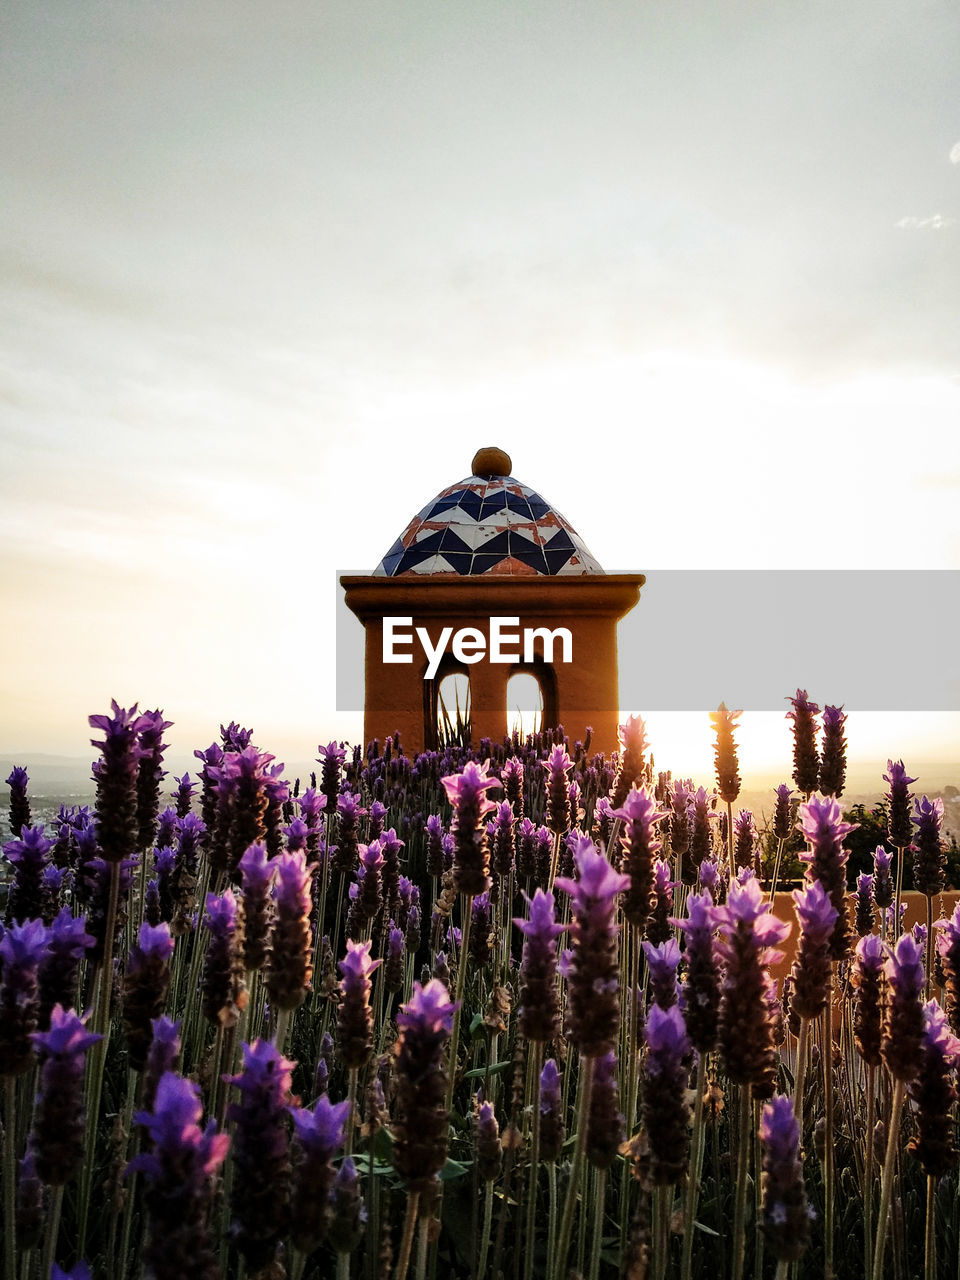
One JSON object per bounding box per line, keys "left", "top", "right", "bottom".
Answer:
{"left": 2, "top": 1, "right": 959, "bottom": 784}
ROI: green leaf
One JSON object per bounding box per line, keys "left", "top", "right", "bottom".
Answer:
{"left": 462, "top": 1060, "right": 512, "bottom": 1081}
{"left": 439, "top": 1158, "right": 471, "bottom": 1182}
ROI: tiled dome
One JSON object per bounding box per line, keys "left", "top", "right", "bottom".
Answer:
{"left": 374, "top": 447, "right": 604, "bottom": 577}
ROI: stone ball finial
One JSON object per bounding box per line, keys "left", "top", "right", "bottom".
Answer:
{"left": 471, "top": 446, "right": 512, "bottom": 478}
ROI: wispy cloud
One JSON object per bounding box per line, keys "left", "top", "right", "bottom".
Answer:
{"left": 895, "top": 214, "right": 955, "bottom": 230}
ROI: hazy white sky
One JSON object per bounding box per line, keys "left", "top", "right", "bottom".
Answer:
{"left": 2, "top": 2, "right": 959, "bottom": 779}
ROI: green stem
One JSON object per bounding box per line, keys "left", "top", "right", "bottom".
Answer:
{"left": 589, "top": 1168, "right": 607, "bottom": 1280}
{"left": 415, "top": 1212, "right": 430, "bottom": 1280}
{"left": 732, "top": 1083, "right": 752, "bottom": 1280}
{"left": 345, "top": 1067, "right": 359, "bottom": 1159}
{"left": 726, "top": 800, "right": 735, "bottom": 885}
{"left": 680, "top": 1054, "right": 708, "bottom": 1280}
{"left": 864, "top": 1065, "right": 876, "bottom": 1280}
{"left": 893, "top": 846, "right": 906, "bottom": 935}
{"left": 824, "top": 984, "right": 836, "bottom": 1279}
{"left": 80, "top": 857, "right": 123, "bottom": 1255}
{"left": 793, "top": 1017, "right": 810, "bottom": 1133}
{"left": 112, "top": 1069, "right": 139, "bottom": 1275}
{"left": 4, "top": 1076, "right": 19, "bottom": 1280}
{"left": 924, "top": 1173, "right": 936, "bottom": 1280}
{"left": 40, "top": 1182, "right": 64, "bottom": 1279}
{"left": 524, "top": 1041, "right": 544, "bottom": 1280}
{"left": 871, "top": 1079, "right": 905, "bottom": 1280}
{"left": 768, "top": 836, "right": 785, "bottom": 902}
{"left": 654, "top": 1183, "right": 670, "bottom": 1280}
{"left": 272, "top": 1005, "right": 293, "bottom": 1054}
{"left": 478, "top": 1181, "right": 495, "bottom": 1280}
{"left": 547, "top": 1162, "right": 558, "bottom": 1265}
{"left": 444, "top": 896, "right": 473, "bottom": 1118}
{"left": 395, "top": 1191, "right": 420, "bottom": 1280}
{"left": 552, "top": 1054, "right": 595, "bottom": 1280}
{"left": 925, "top": 894, "right": 934, "bottom": 1000}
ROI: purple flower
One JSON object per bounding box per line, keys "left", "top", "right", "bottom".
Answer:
{"left": 288, "top": 1094, "right": 351, "bottom": 1253}
{"left": 610, "top": 785, "right": 667, "bottom": 931}
{"left": 773, "top": 784, "right": 793, "bottom": 842}
{"left": 337, "top": 939, "right": 381, "bottom": 1070}
{"left": 425, "top": 813, "right": 446, "bottom": 878}
{"left": 173, "top": 771, "right": 195, "bottom": 819}
{"left": 759, "top": 1095, "right": 811, "bottom": 1260}
{"left": 672, "top": 890, "right": 721, "bottom": 1054}
{"left": 327, "top": 1156, "right": 367, "bottom": 1255}
{"left": 142, "top": 1016, "right": 182, "bottom": 1113}
{"left": 266, "top": 850, "right": 313, "bottom": 1012}
{"left": 225, "top": 1039, "right": 294, "bottom": 1269}
{"left": 851, "top": 934, "right": 886, "bottom": 1067}
{"left": 643, "top": 937, "right": 681, "bottom": 1011}
{"left": 641, "top": 1004, "right": 692, "bottom": 1184}
{"left": 556, "top": 838, "right": 630, "bottom": 1058}
{"left": 333, "top": 791, "right": 363, "bottom": 874}
{"left": 912, "top": 794, "right": 945, "bottom": 897}
{"left": 542, "top": 744, "right": 574, "bottom": 836}
{"left": 646, "top": 857, "right": 676, "bottom": 945}
{"left": 129, "top": 1072, "right": 229, "bottom": 1280}
{"left": 355, "top": 839, "right": 385, "bottom": 922}
{"left": 28, "top": 1006, "right": 101, "bottom": 1184}
{"left": 873, "top": 845, "right": 893, "bottom": 910}
{"left": 515, "top": 889, "right": 566, "bottom": 1042}
{"left": 239, "top": 842, "right": 276, "bottom": 973}
{"left": 51, "top": 1265, "right": 92, "bottom": 1280}
{"left": 907, "top": 1000, "right": 960, "bottom": 1176}
{"left": 135, "top": 709, "right": 173, "bottom": 854}
{"left": 716, "top": 877, "right": 791, "bottom": 1088}
{"left": 883, "top": 759, "right": 918, "bottom": 850}
{"left": 882, "top": 933, "right": 926, "bottom": 1081}
{"left": 317, "top": 739, "right": 346, "bottom": 815}
{"left": 123, "top": 921, "right": 175, "bottom": 1071}
{"left": 474, "top": 1095, "right": 502, "bottom": 1180}
{"left": 611, "top": 714, "right": 649, "bottom": 810}
{"left": 490, "top": 800, "right": 516, "bottom": 879}
{"left": 5, "top": 765, "right": 31, "bottom": 837}
{"left": 38, "top": 908, "right": 94, "bottom": 1026}
{"left": 201, "top": 889, "right": 246, "bottom": 1028}
{"left": 787, "top": 880, "right": 837, "bottom": 1022}
{"left": 393, "top": 980, "right": 459, "bottom": 1192}
{"left": 0, "top": 917, "right": 47, "bottom": 1075}
{"left": 855, "top": 873, "right": 875, "bottom": 938}
{"left": 819, "top": 705, "right": 847, "bottom": 798}
{"left": 935, "top": 903, "right": 960, "bottom": 1034}
{"left": 4, "top": 825, "right": 53, "bottom": 924}
{"left": 502, "top": 756, "right": 525, "bottom": 821}
{"left": 89, "top": 699, "right": 149, "bottom": 863}
{"left": 711, "top": 702, "right": 742, "bottom": 805}
{"left": 734, "top": 809, "right": 756, "bottom": 873}
{"left": 798, "top": 794, "right": 856, "bottom": 961}
{"left": 698, "top": 857, "right": 720, "bottom": 894}
{"left": 786, "top": 690, "right": 820, "bottom": 797}
{"left": 538, "top": 1057, "right": 566, "bottom": 1162}
{"left": 442, "top": 760, "right": 501, "bottom": 897}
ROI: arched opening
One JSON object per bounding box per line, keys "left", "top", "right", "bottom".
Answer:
{"left": 506, "top": 659, "right": 558, "bottom": 743}
{"left": 506, "top": 671, "right": 543, "bottom": 741}
{"left": 424, "top": 654, "right": 472, "bottom": 749}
